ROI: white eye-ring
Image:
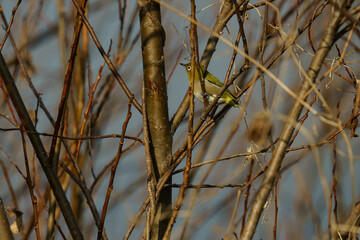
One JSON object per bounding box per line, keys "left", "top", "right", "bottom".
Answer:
{"left": 186, "top": 66, "right": 191, "bottom": 71}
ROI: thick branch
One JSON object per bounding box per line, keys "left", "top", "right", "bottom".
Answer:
{"left": 138, "top": 0, "right": 172, "bottom": 239}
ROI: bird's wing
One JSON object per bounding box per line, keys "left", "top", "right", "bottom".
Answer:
{"left": 203, "top": 70, "right": 224, "bottom": 86}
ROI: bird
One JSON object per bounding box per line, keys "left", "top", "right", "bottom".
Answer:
{"left": 181, "top": 62, "right": 240, "bottom": 108}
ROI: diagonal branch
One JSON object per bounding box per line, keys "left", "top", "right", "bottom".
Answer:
{"left": 71, "top": 0, "right": 142, "bottom": 112}
{"left": 241, "top": 1, "right": 354, "bottom": 239}
{"left": 0, "top": 53, "right": 84, "bottom": 239}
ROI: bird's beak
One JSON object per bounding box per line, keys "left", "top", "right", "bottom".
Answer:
{"left": 180, "top": 63, "right": 186, "bottom": 66}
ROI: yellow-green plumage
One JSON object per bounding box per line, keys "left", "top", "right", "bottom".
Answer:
{"left": 181, "top": 62, "right": 240, "bottom": 108}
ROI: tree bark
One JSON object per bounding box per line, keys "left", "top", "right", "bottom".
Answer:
{"left": 138, "top": 1, "right": 173, "bottom": 239}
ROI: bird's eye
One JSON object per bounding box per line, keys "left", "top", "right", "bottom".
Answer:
{"left": 186, "top": 66, "right": 191, "bottom": 71}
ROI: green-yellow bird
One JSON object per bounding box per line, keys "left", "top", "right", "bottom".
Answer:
{"left": 181, "top": 62, "right": 240, "bottom": 108}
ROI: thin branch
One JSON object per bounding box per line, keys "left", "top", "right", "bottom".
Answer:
{"left": 97, "top": 103, "right": 132, "bottom": 240}
{"left": 71, "top": 0, "right": 142, "bottom": 112}
{"left": 0, "top": 0, "right": 22, "bottom": 51}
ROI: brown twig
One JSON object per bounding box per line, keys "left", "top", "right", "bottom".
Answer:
{"left": 20, "top": 128, "right": 41, "bottom": 240}
{"left": 273, "top": 177, "right": 279, "bottom": 240}
{"left": 163, "top": 1, "right": 197, "bottom": 238}
{"left": 0, "top": 0, "right": 22, "bottom": 51}
{"left": 71, "top": 0, "right": 142, "bottom": 112}
{"left": 240, "top": 158, "right": 253, "bottom": 235}
{"left": 329, "top": 131, "right": 338, "bottom": 238}
{"left": 224, "top": 190, "right": 242, "bottom": 240}
{"left": 75, "top": 43, "right": 111, "bottom": 160}
{"left": 0, "top": 159, "right": 18, "bottom": 210}
{"left": 48, "top": 0, "right": 88, "bottom": 167}
{"left": 288, "top": 93, "right": 317, "bottom": 146}
{"left": 97, "top": 103, "right": 132, "bottom": 240}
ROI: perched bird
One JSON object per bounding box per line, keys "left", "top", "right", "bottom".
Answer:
{"left": 181, "top": 62, "right": 240, "bottom": 108}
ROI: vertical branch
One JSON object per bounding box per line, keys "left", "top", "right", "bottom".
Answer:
{"left": 20, "top": 129, "right": 41, "bottom": 240}
{"left": 48, "top": 0, "right": 88, "bottom": 166}
{"left": 259, "top": 3, "right": 269, "bottom": 110}
{"left": 56, "top": 0, "right": 67, "bottom": 72}
{"left": 240, "top": 158, "right": 254, "bottom": 235}
{"left": 143, "top": 83, "right": 156, "bottom": 240}
{"left": 47, "top": 1, "right": 88, "bottom": 237}
{"left": 138, "top": 0, "right": 172, "bottom": 239}
{"left": 224, "top": 190, "right": 242, "bottom": 240}
{"left": 329, "top": 102, "right": 340, "bottom": 238}
{"left": 329, "top": 134, "right": 338, "bottom": 238}
{"left": 162, "top": 0, "right": 197, "bottom": 238}
{"left": 272, "top": 177, "right": 279, "bottom": 240}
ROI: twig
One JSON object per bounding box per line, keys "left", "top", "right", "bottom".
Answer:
{"left": 163, "top": 0, "right": 197, "bottom": 238}
{"left": 20, "top": 128, "right": 41, "bottom": 240}
{"left": 0, "top": 128, "right": 143, "bottom": 144}
{"left": 0, "top": 0, "right": 22, "bottom": 50}
{"left": 97, "top": 103, "right": 132, "bottom": 240}
{"left": 71, "top": 0, "right": 142, "bottom": 112}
